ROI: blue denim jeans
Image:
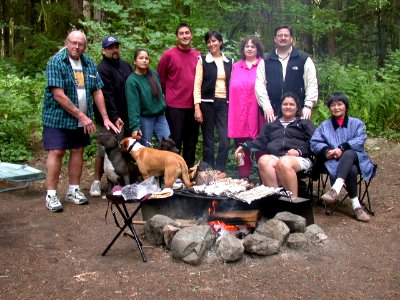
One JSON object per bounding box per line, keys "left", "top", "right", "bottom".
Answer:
{"left": 200, "top": 99, "right": 230, "bottom": 171}
{"left": 139, "top": 113, "right": 170, "bottom": 146}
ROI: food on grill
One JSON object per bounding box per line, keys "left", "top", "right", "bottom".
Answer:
{"left": 195, "top": 170, "right": 226, "bottom": 185}
{"left": 193, "top": 178, "right": 254, "bottom": 197}
{"left": 233, "top": 185, "right": 279, "bottom": 203}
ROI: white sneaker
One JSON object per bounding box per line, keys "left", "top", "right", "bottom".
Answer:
{"left": 65, "top": 189, "right": 89, "bottom": 205}
{"left": 172, "top": 178, "right": 184, "bottom": 190}
{"left": 46, "top": 194, "right": 63, "bottom": 212}
{"left": 89, "top": 181, "right": 102, "bottom": 197}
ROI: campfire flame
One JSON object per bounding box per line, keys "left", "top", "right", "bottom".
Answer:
{"left": 209, "top": 220, "right": 241, "bottom": 232}
{"left": 208, "top": 199, "right": 218, "bottom": 215}
{"left": 207, "top": 200, "right": 250, "bottom": 236}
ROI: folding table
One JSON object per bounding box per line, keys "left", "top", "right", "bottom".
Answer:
{"left": 102, "top": 193, "right": 151, "bottom": 262}
{"left": 0, "top": 162, "right": 45, "bottom": 193}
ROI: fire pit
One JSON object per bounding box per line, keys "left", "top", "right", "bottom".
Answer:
{"left": 141, "top": 189, "right": 314, "bottom": 225}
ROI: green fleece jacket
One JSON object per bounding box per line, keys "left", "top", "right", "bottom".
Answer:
{"left": 125, "top": 71, "right": 166, "bottom": 132}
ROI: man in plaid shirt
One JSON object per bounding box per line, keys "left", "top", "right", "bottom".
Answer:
{"left": 42, "top": 30, "right": 119, "bottom": 212}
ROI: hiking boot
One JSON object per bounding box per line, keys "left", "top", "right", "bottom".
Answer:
{"left": 66, "top": 189, "right": 89, "bottom": 205}
{"left": 321, "top": 188, "right": 338, "bottom": 204}
{"left": 354, "top": 207, "right": 370, "bottom": 222}
{"left": 46, "top": 194, "right": 63, "bottom": 212}
{"left": 89, "top": 181, "right": 102, "bottom": 197}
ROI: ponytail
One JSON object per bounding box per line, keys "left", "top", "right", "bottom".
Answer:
{"left": 146, "top": 69, "right": 161, "bottom": 100}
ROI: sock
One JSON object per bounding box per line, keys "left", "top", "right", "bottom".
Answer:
{"left": 351, "top": 197, "right": 361, "bottom": 210}
{"left": 93, "top": 180, "right": 100, "bottom": 184}
{"left": 68, "top": 185, "right": 79, "bottom": 194}
{"left": 47, "top": 190, "right": 57, "bottom": 197}
{"left": 331, "top": 178, "right": 345, "bottom": 194}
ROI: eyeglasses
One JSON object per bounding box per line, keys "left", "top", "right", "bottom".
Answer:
{"left": 67, "top": 40, "right": 86, "bottom": 48}
{"left": 276, "top": 34, "right": 291, "bottom": 38}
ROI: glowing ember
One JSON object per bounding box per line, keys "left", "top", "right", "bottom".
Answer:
{"left": 207, "top": 200, "right": 251, "bottom": 236}
{"left": 209, "top": 220, "right": 251, "bottom": 237}
{"left": 208, "top": 200, "right": 218, "bottom": 215}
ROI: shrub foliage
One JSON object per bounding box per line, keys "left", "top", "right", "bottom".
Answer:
{"left": 0, "top": 63, "right": 44, "bottom": 162}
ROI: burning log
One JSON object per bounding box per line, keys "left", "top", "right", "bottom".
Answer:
{"left": 207, "top": 210, "right": 261, "bottom": 228}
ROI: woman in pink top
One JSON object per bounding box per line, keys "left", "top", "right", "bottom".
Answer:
{"left": 228, "top": 36, "right": 265, "bottom": 180}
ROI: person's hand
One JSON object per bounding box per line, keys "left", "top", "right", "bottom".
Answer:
{"left": 234, "top": 146, "right": 244, "bottom": 159}
{"left": 131, "top": 130, "right": 142, "bottom": 137}
{"left": 114, "top": 118, "right": 124, "bottom": 130}
{"left": 78, "top": 114, "right": 96, "bottom": 134}
{"left": 327, "top": 148, "right": 343, "bottom": 160}
{"left": 194, "top": 104, "right": 203, "bottom": 124}
{"left": 301, "top": 107, "right": 312, "bottom": 119}
{"left": 104, "top": 119, "right": 120, "bottom": 134}
{"left": 264, "top": 107, "right": 275, "bottom": 123}
{"left": 286, "top": 149, "right": 300, "bottom": 156}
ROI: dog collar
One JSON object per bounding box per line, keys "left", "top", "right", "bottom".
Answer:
{"left": 127, "top": 139, "right": 138, "bottom": 153}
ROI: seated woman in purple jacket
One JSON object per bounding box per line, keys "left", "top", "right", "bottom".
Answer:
{"left": 310, "top": 92, "right": 374, "bottom": 222}
{"left": 234, "top": 92, "right": 315, "bottom": 197}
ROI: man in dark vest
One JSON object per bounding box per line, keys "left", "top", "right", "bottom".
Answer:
{"left": 255, "top": 25, "right": 318, "bottom": 123}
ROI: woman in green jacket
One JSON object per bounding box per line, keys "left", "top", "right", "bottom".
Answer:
{"left": 126, "top": 49, "right": 170, "bottom": 145}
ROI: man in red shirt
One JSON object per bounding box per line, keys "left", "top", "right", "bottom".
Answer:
{"left": 157, "top": 23, "right": 201, "bottom": 167}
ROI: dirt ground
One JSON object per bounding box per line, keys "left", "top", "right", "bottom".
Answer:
{"left": 0, "top": 138, "right": 399, "bottom": 299}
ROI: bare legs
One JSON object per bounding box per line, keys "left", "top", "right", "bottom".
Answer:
{"left": 68, "top": 148, "right": 84, "bottom": 185}
{"left": 46, "top": 147, "right": 84, "bottom": 189}
{"left": 258, "top": 155, "right": 301, "bottom": 197}
{"left": 46, "top": 149, "right": 66, "bottom": 190}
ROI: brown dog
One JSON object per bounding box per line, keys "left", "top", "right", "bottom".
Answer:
{"left": 120, "top": 137, "right": 193, "bottom": 189}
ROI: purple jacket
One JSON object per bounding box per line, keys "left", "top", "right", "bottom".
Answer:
{"left": 310, "top": 116, "right": 374, "bottom": 180}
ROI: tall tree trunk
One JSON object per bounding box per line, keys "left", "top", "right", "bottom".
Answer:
{"left": 92, "top": 0, "right": 103, "bottom": 22}
{"left": 0, "top": 0, "right": 10, "bottom": 58}
{"left": 83, "top": 0, "right": 90, "bottom": 19}
{"left": 70, "top": 0, "right": 83, "bottom": 16}
{"left": 299, "top": 0, "right": 313, "bottom": 54}
{"left": 376, "top": 7, "right": 386, "bottom": 68}
{"left": 388, "top": 0, "right": 400, "bottom": 52}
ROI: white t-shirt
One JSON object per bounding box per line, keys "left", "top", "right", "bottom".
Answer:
{"left": 69, "top": 58, "right": 87, "bottom": 127}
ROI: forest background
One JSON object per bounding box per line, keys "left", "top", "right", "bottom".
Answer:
{"left": 0, "top": 0, "right": 399, "bottom": 164}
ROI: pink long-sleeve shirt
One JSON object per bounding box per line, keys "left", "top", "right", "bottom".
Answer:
{"left": 228, "top": 58, "right": 264, "bottom": 139}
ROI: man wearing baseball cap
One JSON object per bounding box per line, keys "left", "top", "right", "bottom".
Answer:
{"left": 90, "top": 35, "right": 133, "bottom": 197}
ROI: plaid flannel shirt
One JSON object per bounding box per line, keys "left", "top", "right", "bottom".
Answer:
{"left": 42, "top": 47, "right": 104, "bottom": 129}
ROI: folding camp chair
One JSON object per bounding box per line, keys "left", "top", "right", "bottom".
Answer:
{"left": 0, "top": 162, "right": 45, "bottom": 193}
{"left": 102, "top": 193, "right": 151, "bottom": 262}
{"left": 316, "top": 164, "right": 377, "bottom": 216}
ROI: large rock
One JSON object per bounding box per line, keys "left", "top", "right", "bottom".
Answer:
{"left": 304, "top": 224, "right": 327, "bottom": 243}
{"left": 170, "top": 225, "right": 216, "bottom": 265}
{"left": 144, "top": 214, "right": 178, "bottom": 246}
{"left": 216, "top": 234, "right": 244, "bottom": 262}
{"left": 243, "top": 232, "right": 281, "bottom": 256}
{"left": 274, "top": 211, "right": 306, "bottom": 233}
{"left": 286, "top": 233, "right": 309, "bottom": 251}
{"left": 163, "top": 225, "right": 180, "bottom": 249}
{"left": 256, "top": 219, "right": 290, "bottom": 247}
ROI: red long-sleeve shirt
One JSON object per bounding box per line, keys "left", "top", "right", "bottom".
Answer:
{"left": 157, "top": 46, "right": 201, "bottom": 109}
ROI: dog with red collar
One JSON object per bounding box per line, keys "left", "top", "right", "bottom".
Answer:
{"left": 120, "top": 136, "right": 193, "bottom": 189}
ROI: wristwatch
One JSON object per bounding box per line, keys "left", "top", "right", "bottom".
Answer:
{"left": 304, "top": 104, "right": 313, "bottom": 110}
